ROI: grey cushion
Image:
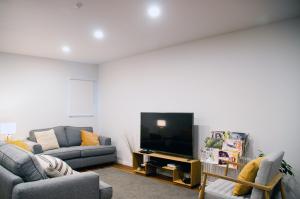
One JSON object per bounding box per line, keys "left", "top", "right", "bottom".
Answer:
{"left": 99, "top": 180, "right": 113, "bottom": 199}
{"left": 65, "top": 126, "right": 93, "bottom": 146}
{"left": 99, "top": 136, "right": 111, "bottom": 145}
{"left": 81, "top": 146, "right": 116, "bottom": 158}
{"left": 204, "top": 179, "right": 250, "bottom": 199}
{"left": 66, "top": 153, "right": 117, "bottom": 169}
{"left": 43, "top": 147, "right": 82, "bottom": 160}
{"left": 29, "top": 126, "right": 68, "bottom": 147}
{"left": 250, "top": 151, "right": 284, "bottom": 199}
{"left": 24, "top": 140, "right": 43, "bottom": 154}
{"left": 0, "top": 144, "right": 47, "bottom": 182}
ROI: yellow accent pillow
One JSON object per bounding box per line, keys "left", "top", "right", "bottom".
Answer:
{"left": 81, "top": 130, "right": 100, "bottom": 146}
{"left": 232, "top": 157, "right": 263, "bottom": 196}
{"left": 6, "top": 140, "right": 31, "bottom": 152}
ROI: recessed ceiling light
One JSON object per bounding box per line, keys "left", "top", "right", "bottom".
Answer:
{"left": 62, "top": 46, "right": 71, "bottom": 53}
{"left": 93, "top": 30, "right": 104, "bottom": 40}
{"left": 147, "top": 5, "right": 161, "bottom": 18}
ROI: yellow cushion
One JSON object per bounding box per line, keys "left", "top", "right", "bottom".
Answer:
{"left": 232, "top": 157, "right": 263, "bottom": 196}
{"left": 6, "top": 139, "right": 31, "bottom": 152}
{"left": 81, "top": 130, "right": 100, "bottom": 146}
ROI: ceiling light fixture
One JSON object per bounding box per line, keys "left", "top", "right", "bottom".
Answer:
{"left": 147, "top": 5, "right": 161, "bottom": 18}
{"left": 75, "top": 2, "right": 83, "bottom": 9}
{"left": 93, "top": 30, "right": 104, "bottom": 40}
{"left": 62, "top": 45, "right": 71, "bottom": 53}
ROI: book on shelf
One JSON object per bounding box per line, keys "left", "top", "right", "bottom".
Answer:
{"left": 201, "top": 130, "right": 249, "bottom": 169}
{"left": 218, "top": 150, "right": 239, "bottom": 169}
{"left": 200, "top": 148, "right": 219, "bottom": 164}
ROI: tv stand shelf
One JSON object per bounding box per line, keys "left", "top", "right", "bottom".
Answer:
{"left": 132, "top": 151, "right": 201, "bottom": 188}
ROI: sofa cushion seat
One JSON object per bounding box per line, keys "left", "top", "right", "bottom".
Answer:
{"left": 43, "top": 147, "right": 82, "bottom": 160}
{"left": 80, "top": 145, "right": 116, "bottom": 158}
{"left": 205, "top": 179, "right": 250, "bottom": 199}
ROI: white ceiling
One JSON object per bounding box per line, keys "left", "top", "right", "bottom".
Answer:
{"left": 1, "top": 0, "right": 300, "bottom": 64}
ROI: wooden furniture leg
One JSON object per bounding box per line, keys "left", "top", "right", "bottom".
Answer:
{"left": 264, "top": 191, "right": 270, "bottom": 199}
{"left": 280, "top": 180, "right": 286, "bottom": 199}
{"left": 199, "top": 173, "right": 207, "bottom": 199}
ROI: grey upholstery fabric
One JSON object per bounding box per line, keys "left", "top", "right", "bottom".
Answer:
{"left": 23, "top": 140, "right": 43, "bottom": 154}
{"left": 99, "top": 136, "right": 111, "bottom": 145}
{"left": 250, "top": 151, "right": 284, "bottom": 199}
{"left": 204, "top": 179, "right": 250, "bottom": 199}
{"left": 43, "top": 147, "right": 82, "bottom": 160}
{"left": 0, "top": 144, "right": 47, "bottom": 182}
{"left": 203, "top": 152, "right": 285, "bottom": 199}
{"left": 29, "top": 126, "right": 68, "bottom": 147}
{"left": 65, "top": 126, "right": 93, "bottom": 146}
{"left": 81, "top": 145, "right": 116, "bottom": 157}
{"left": 99, "top": 180, "right": 113, "bottom": 199}
{"left": 12, "top": 172, "right": 100, "bottom": 199}
{"left": 0, "top": 165, "right": 23, "bottom": 199}
{"left": 66, "top": 153, "right": 117, "bottom": 169}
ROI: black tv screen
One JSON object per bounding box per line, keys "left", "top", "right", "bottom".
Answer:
{"left": 140, "top": 112, "right": 194, "bottom": 158}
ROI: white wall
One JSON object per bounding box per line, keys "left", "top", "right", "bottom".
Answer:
{"left": 98, "top": 17, "right": 300, "bottom": 182}
{"left": 0, "top": 53, "right": 98, "bottom": 139}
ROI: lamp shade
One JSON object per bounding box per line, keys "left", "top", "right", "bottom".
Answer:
{"left": 0, "top": 123, "right": 16, "bottom": 135}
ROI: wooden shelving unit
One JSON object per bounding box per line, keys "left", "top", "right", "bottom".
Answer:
{"left": 132, "top": 151, "right": 201, "bottom": 188}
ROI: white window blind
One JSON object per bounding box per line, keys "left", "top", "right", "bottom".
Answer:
{"left": 68, "top": 79, "right": 95, "bottom": 117}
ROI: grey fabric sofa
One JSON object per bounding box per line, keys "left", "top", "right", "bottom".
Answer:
{"left": 26, "top": 126, "right": 117, "bottom": 169}
{"left": 0, "top": 143, "right": 112, "bottom": 199}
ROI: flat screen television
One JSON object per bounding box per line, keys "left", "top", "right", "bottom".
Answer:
{"left": 140, "top": 112, "right": 194, "bottom": 158}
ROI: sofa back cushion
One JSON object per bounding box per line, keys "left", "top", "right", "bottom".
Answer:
{"left": 29, "top": 126, "right": 68, "bottom": 147}
{"left": 65, "top": 126, "right": 93, "bottom": 146}
{"left": 250, "top": 151, "right": 284, "bottom": 199}
{"left": 0, "top": 144, "right": 47, "bottom": 182}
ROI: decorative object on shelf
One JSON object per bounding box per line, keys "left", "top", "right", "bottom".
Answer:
{"left": 123, "top": 131, "right": 136, "bottom": 153}
{"left": 0, "top": 122, "right": 16, "bottom": 141}
{"left": 258, "top": 150, "right": 294, "bottom": 176}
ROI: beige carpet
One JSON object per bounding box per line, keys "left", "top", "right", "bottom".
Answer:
{"left": 93, "top": 167, "right": 198, "bottom": 199}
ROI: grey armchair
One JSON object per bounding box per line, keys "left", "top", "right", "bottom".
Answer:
{"left": 199, "top": 151, "right": 286, "bottom": 199}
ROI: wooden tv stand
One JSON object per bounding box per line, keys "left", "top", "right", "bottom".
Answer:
{"left": 132, "top": 151, "right": 201, "bottom": 188}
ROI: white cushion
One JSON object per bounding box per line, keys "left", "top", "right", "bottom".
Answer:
{"left": 36, "top": 154, "right": 75, "bottom": 177}
{"left": 204, "top": 179, "right": 250, "bottom": 199}
{"left": 34, "top": 129, "right": 59, "bottom": 151}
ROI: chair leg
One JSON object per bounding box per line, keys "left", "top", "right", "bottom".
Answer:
{"left": 280, "top": 180, "right": 286, "bottom": 199}
{"left": 264, "top": 191, "right": 270, "bottom": 199}
{"left": 199, "top": 173, "right": 207, "bottom": 199}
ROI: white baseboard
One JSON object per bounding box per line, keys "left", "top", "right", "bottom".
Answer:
{"left": 117, "top": 158, "right": 132, "bottom": 167}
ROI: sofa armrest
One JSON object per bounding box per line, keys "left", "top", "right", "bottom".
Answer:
{"left": 0, "top": 166, "right": 23, "bottom": 199}
{"left": 12, "top": 172, "right": 99, "bottom": 199}
{"left": 99, "top": 136, "right": 111, "bottom": 145}
{"left": 24, "top": 140, "right": 43, "bottom": 154}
